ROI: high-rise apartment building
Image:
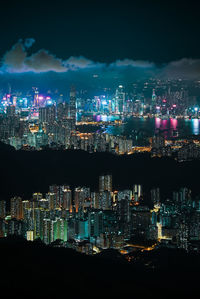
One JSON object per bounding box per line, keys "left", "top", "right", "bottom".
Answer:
{"left": 11, "top": 197, "right": 23, "bottom": 220}
{"left": 39, "top": 105, "right": 56, "bottom": 123}
{"left": 99, "top": 175, "right": 112, "bottom": 192}
{"left": 0, "top": 200, "right": 6, "bottom": 218}
{"left": 69, "top": 86, "right": 76, "bottom": 128}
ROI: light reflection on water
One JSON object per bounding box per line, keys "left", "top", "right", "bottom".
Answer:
{"left": 107, "top": 117, "right": 200, "bottom": 137}
{"left": 93, "top": 114, "right": 120, "bottom": 122}
{"left": 78, "top": 113, "right": 200, "bottom": 137}
{"left": 192, "top": 119, "right": 199, "bottom": 135}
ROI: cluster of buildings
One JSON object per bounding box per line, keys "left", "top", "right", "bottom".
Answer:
{"left": 75, "top": 79, "right": 200, "bottom": 119}
{"left": 0, "top": 87, "right": 135, "bottom": 153}
{"left": 150, "top": 135, "right": 200, "bottom": 161}
{"left": 0, "top": 175, "right": 200, "bottom": 254}
{"left": 1, "top": 83, "right": 200, "bottom": 159}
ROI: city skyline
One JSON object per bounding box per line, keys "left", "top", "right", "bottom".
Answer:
{"left": 1, "top": 1, "right": 200, "bottom": 297}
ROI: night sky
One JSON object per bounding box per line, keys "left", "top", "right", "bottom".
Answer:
{"left": 1, "top": 0, "right": 200, "bottom": 63}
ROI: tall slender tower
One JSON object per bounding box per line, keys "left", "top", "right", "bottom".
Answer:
{"left": 70, "top": 86, "right": 76, "bottom": 125}
{"left": 152, "top": 89, "right": 157, "bottom": 104}
{"left": 115, "top": 85, "right": 125, "bottom": 114}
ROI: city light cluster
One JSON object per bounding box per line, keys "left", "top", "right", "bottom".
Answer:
{"left": 0, "top": 175, "right": 199, "bottom": 254}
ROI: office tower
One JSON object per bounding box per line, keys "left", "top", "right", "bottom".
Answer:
{"left": 0, "top": 200, "right": 6, "bottom": 218}
{"left": 10, "top": 197, "right": 23, "bottom": 220}
{"left": 115, "top": 85, "right": 125, "bottom": 114}
{"left": 33, "top": 88, "right": 39, "bottom": 107}
{"left": 39, "top": 105, "right": 56, "bottom": 123}
{"left": 99, "top": 175, "right": 112, "bottom": 192}
{"left": 152, "top": 88, "right": 157, "bottom": 104}
{"left": 69, "top": 86, "right": 76, "bottom": 127}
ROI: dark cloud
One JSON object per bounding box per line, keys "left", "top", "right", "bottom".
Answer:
{"left": 161, "top": 58, "right": 200, "bottom": 79}
{"left": 3, "top": 42, "right": 26, "bottom": 72}
{"left": 25, "top": 50, "right": 67, "bottom": 72}
{"left": 1, "top": 40, "right": 200, "bottom": 81}
{"left": 1, "top": 39, "right": 67, "bottom": 73}
{"left": 110, "top": 59, "right": 155, "bottom": 69}
{"left": 64, "top": 56, "right": 102, "bottom": 70}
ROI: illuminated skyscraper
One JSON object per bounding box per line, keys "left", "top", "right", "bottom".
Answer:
{"left": 74, "top": 187, "right": 90, "bottom": 212}
{"left": 0, "top": 201, "right": 6, "bottom": 218}
{"left": 99, "top": 175, "right": 112, "bottom": 192}
{"left": 115, "top": 85, "right": 125, "bottom": 114}
{"left": 61, "top": 186, "right": 72, "bottom": 211}
{"left": 152, "top": 89, "right": 157, "bottom": 103}
{"left": 42, "top": 218, "right": 51, "bottom": 244}
{"left": 22, "top": 200, "right": 30, "bottom": 216}
{"left": 133, "top": 185, "right": 142, "bottom": 202}
{"left": 53, "top": 219, "right": 68, "bottom": 242}
{"left": 100, "top": 191, "right": 112, "bottom": 210}
{"left": 91, "top": 192, "right": 100, "bottom": 209}
{"left": 69, "top": 86, "right": 76, "bottom": 128}
{"left": 46, "top": 192, "right": 57, "bottom": 210}
{"left": 151, "top": 88, "right": 157, "bottom": 112}
{"left": 10, "top": 197, "right": 23, "bottom": 220}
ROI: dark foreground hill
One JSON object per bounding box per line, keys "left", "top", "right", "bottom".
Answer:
{"left": 1, "top": 143, "right": 200, "bottom": 204}
{"left": 0, "top": 236, "right": 200, "bottom": 298}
